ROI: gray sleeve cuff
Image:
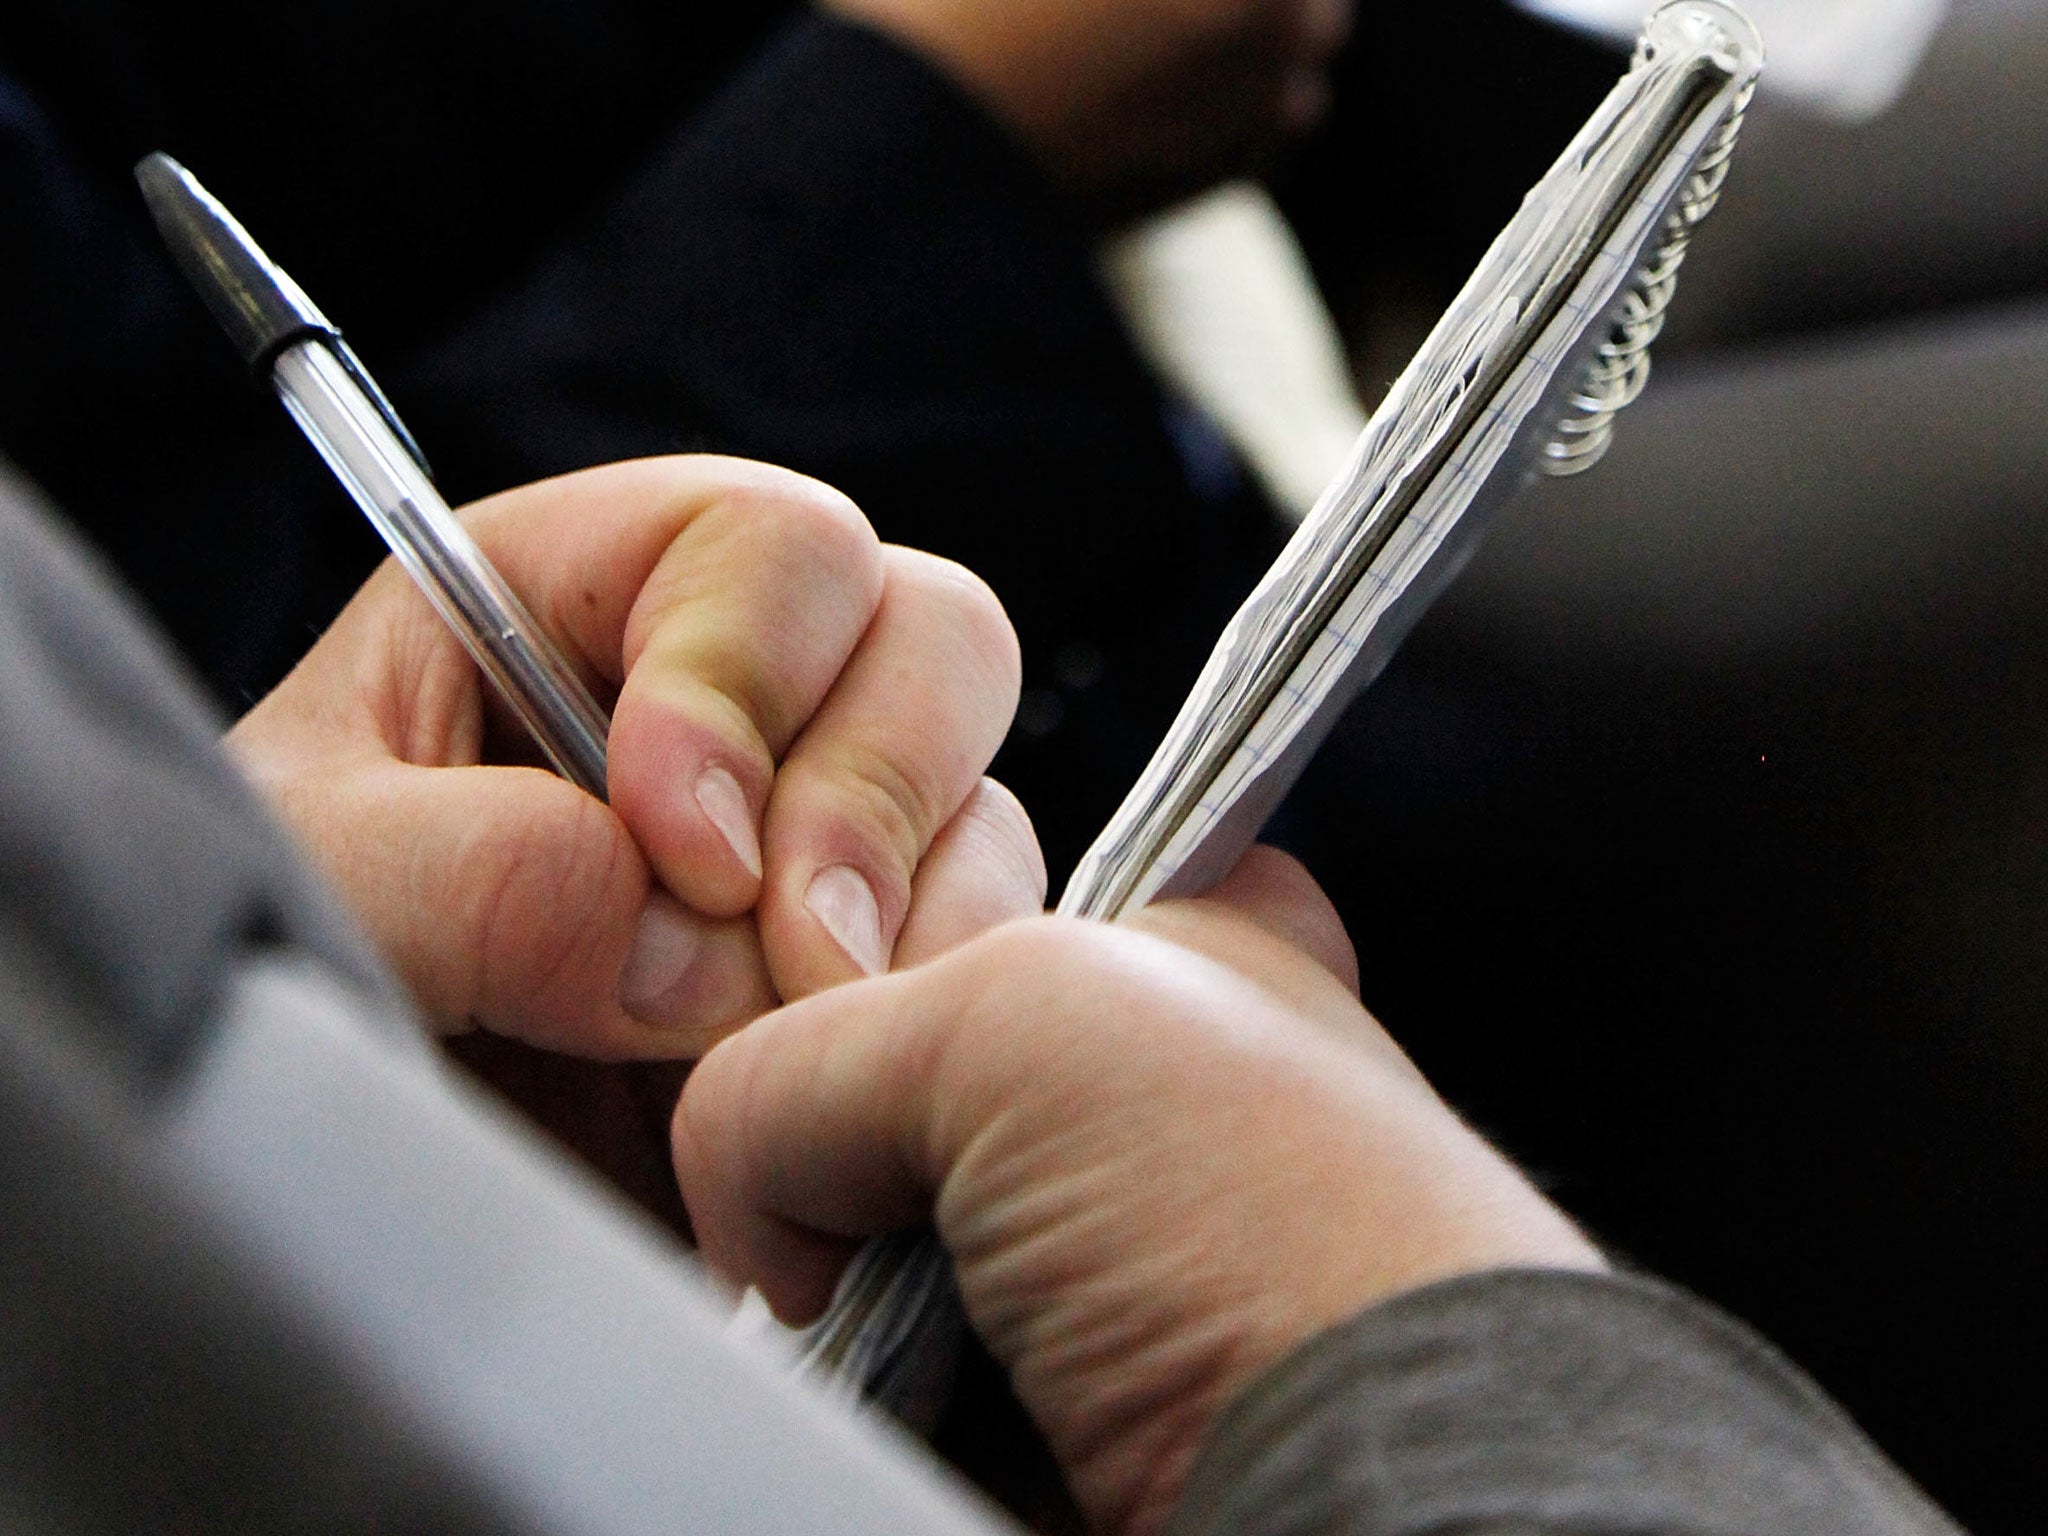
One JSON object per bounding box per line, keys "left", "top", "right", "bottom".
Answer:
{"left": 1171, "top": 1268, "right": 1963, "bottom": 1536}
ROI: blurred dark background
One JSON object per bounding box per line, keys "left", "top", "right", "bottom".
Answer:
{"left": 3, "top": 2, "right": 2045, "bottom": 1531}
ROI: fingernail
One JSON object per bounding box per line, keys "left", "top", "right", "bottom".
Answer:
{"left": 620, "top": 892, "right": 706, "bottom": 1027}
{"left": 695, "top": 766, "right": 762, "bottom": 879}
{"left": 804, "top": 865, "right": 887, "bottom": 977}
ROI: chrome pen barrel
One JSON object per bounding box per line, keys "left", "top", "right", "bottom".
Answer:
{"left": 273, "top": 342, "right": 612, "bottom": 799}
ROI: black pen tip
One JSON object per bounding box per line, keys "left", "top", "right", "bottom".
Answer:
{"left": 135, "top": 151, "right": 336, "bottom": 372}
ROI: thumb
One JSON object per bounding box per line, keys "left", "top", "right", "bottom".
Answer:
{"left": 295, "top": 759, "right": 774, "bottom": 1059}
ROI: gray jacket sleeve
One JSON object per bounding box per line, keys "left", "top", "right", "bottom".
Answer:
{"left": 0, "top": 469, "right": 1011, "bottom": 1536}
{"left": 1172, "top": 1268, "right": 1963, "bottom": 1536}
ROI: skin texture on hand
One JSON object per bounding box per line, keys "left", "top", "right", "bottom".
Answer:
{"left": 819, "top": 0, "right": 1357, "bottom": 215}
{"left": 227, "top": 456, "right": 1044, "bottom": 1063}
{"left": 674, "top": 847, "right": 1604, "bottom": 1536}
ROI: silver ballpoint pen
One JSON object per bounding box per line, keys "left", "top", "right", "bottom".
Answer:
{"left": 136, "top": 152, "right": 612, "bottom": 801}
{"left": 139, "top": 148, "right": 966, "bottom": 1419}
{"left": 139, "top": 148, "right": 960, "bottom": 1419}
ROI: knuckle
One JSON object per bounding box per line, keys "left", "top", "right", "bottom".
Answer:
{"left": 821, "top": 743, "right": 939, "bottom": 888}
{"left": 922, "top": 919, "right": 1109, "bottom": 1105}
{"left": 724, "top": 467, "right": 881, "bottom": 584}
{"left": 887, "top": 550, "right": 1022, "bottom": 695}
{"left": 973, "top": 916, "right": 1067, "bottom": 979}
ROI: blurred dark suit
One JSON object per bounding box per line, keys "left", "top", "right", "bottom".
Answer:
{"left": 0, "top": 2, "right": 1278, "bottom": 881}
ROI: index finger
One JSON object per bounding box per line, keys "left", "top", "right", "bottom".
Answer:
{"left": 754, "top": 548, "right": 1022, "bottom": 998}
{"left": 463, "top": 457, "right": 889, "bottom": 921}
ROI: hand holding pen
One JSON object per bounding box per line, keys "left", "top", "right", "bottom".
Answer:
{"left": 141, "top": 156, "right": 1043, "bottom": 1061}
{"left": 228, "top": 458, "right": 1041, "bottom": 1057}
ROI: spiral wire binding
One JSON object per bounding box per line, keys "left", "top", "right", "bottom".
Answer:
{"left": 1540, "top": 69, "right": 1755, "bottom": 477}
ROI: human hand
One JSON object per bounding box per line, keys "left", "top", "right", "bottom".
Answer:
{"left": 674, "top": 846, "right": 1603, "bottom": 1536}
{"left": 229, "top": 456, "right": 1043, "bottom": 1061}
{"left": 819, "top": 0, "right": 1355, "bottom": 214}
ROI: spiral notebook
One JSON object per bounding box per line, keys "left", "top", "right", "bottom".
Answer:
{"left": 793, "top": 0, "right": 1768, "bottom": 1411}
